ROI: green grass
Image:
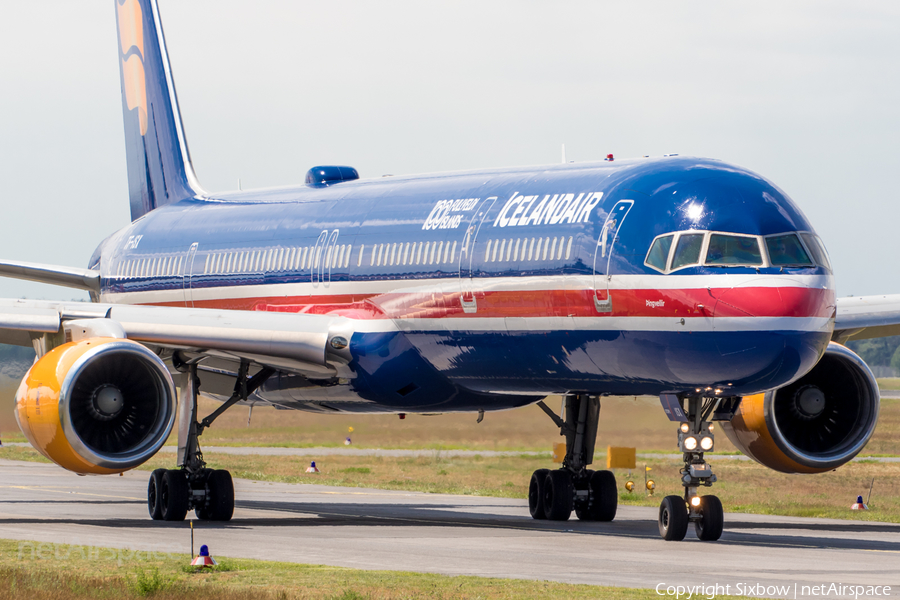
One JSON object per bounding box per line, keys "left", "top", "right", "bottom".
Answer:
{"left": 0, "top": 538, "right": 741, "bottom": 600}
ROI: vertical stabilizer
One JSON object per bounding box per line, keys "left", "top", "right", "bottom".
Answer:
{"left": 115, "top": 0, "right": 204, "bottom": 221}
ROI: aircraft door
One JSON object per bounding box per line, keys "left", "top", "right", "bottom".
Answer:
{"left": 321, "top": 230, "right": 339, "bottom": 287}
{"left": 311, "top": 230, "right": 328, "bottom": 287}
{"left": 458, "top": 196, "right": 497, "bottom": 313}
{"left": 183, "top": 242, "right": 198, "bottom": 307}
{"left": 592, "top": 200, "right": 634, "bottom": 313}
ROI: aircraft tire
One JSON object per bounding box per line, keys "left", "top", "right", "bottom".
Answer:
{"left": 147, "top": 468, "right": 166, "bottom": 520}
{"left": 160, "top": 469, "right": 189, "bottom": 522}
{"left": 194, "top": 469, "right": 214, "bottom": 520}
{"left": 543, "top": 470, "right": 574, "bottom": 521}
{"left": 574, "top": 469, "right": 594, "bottom": 520}
{"left": 658, "top": 495, "right": 688, "bottom": 541}
{"left": 695, "top": 495, "right": 724, "bottom": 541}
{"left": 529, "top": 469, "right": 550, "bottom": 519}
{"left": 206, "top": 470, "right": 235, "bottom": 521}
{"left": 587, "top": 469, "right": 617, "bottom": 522}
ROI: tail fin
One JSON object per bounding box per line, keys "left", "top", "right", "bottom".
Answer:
{"left": 115, "top": 0, "right": 204, "bottom": 221}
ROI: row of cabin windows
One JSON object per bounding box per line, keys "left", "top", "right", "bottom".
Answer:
{"left": 116, "top": 256, "right": 184, "bottom": 279}
{"left": 116, "top": 235, "right": 576, "bottom": 281}
{"left": 485, "top": 236, "right": 574, "bottom": 263}
{"left": 360, "top": 240, "right": 458, "bottom": 268}
{"left": 204, "top": 245, "right": 352, "bottom": 276}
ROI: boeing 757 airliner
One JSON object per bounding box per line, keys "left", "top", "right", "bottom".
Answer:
{"left": 2, "top": 0, "right": 899, "bottom": 541}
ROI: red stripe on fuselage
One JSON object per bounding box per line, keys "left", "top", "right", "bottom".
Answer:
{"left": 141, "top": 286, "right": 834, "bottom": 320}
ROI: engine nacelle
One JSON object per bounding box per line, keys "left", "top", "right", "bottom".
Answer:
{"left": 722, "top": 342, "right": 879, "bottom": 474}
{"left": 15, "top": 338, "right": 176, "bottom": 475}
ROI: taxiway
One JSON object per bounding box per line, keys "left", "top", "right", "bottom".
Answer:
{"left": 0, "top": 459, "right": 897, "bottom": 598}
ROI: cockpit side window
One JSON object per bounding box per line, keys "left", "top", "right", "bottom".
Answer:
{"left": 671, "top": 233, "right": 704, "bottom": 270}
{"left": 705, "top": 234, "right": 763, "bottom": 266}
{"left": 800, "top": 233, "right": 832, "bottom": 271}
{"left": 645, "top": 234, "right": 673, "bottom": 272}
{"left": 765, "top": 234, "right": 813, "bottom": 267}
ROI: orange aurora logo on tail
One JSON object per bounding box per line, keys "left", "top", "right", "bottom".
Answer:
{"left": 117, "top": 0, "right": 147, "bottom": 135}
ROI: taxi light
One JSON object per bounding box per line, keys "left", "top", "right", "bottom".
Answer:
{"left": 683, "top": 436, "right": 698, "bottom": 451}
{"left": 679, "top": 422, "right": 690, "bottom": 434}
{"left": 700, "top": 436, "right": 714, "bottom": 451}
{"left": 690, "top": 496, "right": 701, "bottom": 507}
{"left": 708, "top": 424, "right": 715, "bottom": 431}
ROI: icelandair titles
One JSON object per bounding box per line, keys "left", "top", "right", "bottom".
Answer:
{"left": 492, "top": 192, "right": 603, "bottom": 228}
{"left": 421, "top": 191, "right": 603, "bottom": 231}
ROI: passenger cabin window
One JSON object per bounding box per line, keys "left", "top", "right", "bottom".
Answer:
{"left": 705, "top": 234, "right": 763, "bottom": 266}
{"left": 765, "top": 234, "right": 813, "bottom": 267}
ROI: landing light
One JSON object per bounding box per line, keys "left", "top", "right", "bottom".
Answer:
{"left": 690, "top": 496, "right": 701, "bottom": 507}
{"left": 700, "top": 436, "right": 714, "bottom": 451}
{"left": 683, "top": 436, "right": 698, "bottom": 451}
{"left": 680, "top": 422, "right": 690, "bottom": 434}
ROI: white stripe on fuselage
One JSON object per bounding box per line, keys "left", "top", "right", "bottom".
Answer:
{"left": 100, "top": 273, "right": 834, "bottom": 306}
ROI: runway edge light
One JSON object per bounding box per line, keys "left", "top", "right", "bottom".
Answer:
{"left": 191, "top": 544, "right": 218, "bottom": 568}
{"left": 851, "top": 495, "right": 868, "bottom": 510}
{"left": 306, "top": 461, "right": 320, "bottom": 473}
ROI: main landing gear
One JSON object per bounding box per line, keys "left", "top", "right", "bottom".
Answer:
{"left": 528, "top": 395, "right": 617, "bottom": 522}
{"left": 147, "top": 358, "right": 273, "bottom": 522}
{"left": 657, "top": 394, "right": 728, "bottom": 542}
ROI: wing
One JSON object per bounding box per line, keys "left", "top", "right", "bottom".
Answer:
{"left": 0, "top": 259, "right": 100, "bottom": 293}
{"left": 0, "top": 297, "right": 358, "bottom": 380}
{"left": 833, "top": 294, "right": 900, "bottom": 343}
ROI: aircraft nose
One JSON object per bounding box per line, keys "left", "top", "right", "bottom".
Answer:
{"left": 709, "top": 276, "right": 833, "bottom": 391}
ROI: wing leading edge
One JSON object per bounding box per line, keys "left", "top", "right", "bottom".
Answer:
{"left": 833, "top": 294, "right": 900, "bottom": 343}
{"left": 0, "top": 298, "right": 367, "bottom": 379}
{"left": 0, "top": 259, "right": 100, "bottom": 293}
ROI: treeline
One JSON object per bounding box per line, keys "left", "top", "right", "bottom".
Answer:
{"left": 0, "top": 344, "right": 34, "bottom": 364}
{"left": 846, "top": 336, "right": 900, "bottom": 372}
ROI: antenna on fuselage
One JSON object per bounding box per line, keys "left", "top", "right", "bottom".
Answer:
{"left": 561, "top": 144, "right": 566, "bottom": 164}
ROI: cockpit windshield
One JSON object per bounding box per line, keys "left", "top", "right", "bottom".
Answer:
{"left": 706, "top": 234, "right": 763, "bottom": 266}
{"left": 765, "top": 234, "right": 813, "bottom": 267}
{"left": 644, "top": 230, "right": 831, "bottom": 273}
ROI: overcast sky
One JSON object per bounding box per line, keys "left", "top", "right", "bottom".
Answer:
{"left": 1, "top": 1, "right": 898, "bottom": 300}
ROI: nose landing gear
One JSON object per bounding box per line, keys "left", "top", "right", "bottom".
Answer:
{"left": 528, "top": 395, "right": 618, "bottom": 523}
{"left": 657, "top": 394, "right": 732, "bottom": 541}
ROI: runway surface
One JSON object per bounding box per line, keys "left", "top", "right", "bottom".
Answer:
{"left": 0, "top": 459, "right": 898, "bottom": 598}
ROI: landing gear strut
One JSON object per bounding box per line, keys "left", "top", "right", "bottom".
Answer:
{"left": 147, "top": 358, "right": 273, "bottom": 522}
{"left": 528, "top": 395, "right": 617, "bottom": 522}
{"left": 658, "top": 394, "right": 726, "bottom": 541}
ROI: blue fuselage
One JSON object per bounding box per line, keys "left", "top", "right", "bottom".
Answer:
{"left": 91, "top": 156, "right": 834, "bottom": 413}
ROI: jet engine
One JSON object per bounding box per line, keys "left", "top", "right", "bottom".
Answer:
{"left": 15, "top": 338, "right": 176, "bottom": 475}
{"left": 722, "top": 342, "right": 879, "bottom": 474}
